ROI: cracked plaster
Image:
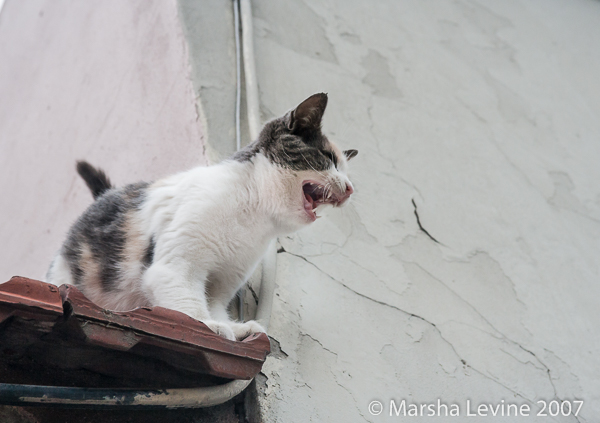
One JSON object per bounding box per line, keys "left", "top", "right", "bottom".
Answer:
{"left": 253, "top": 0, "right": 600, "bottom": 421}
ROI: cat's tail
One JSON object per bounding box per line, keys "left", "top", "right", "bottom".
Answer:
{"left": 76, "top": 161, "right": 113, "bottom": 200}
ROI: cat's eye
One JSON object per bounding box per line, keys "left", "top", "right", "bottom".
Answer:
{"left": 322, "top": 150, "right": 338, "bottom": 168}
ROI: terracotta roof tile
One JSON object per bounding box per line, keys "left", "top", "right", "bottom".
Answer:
{"left": 0, "top": 277, "right": 270, "bottom": 388}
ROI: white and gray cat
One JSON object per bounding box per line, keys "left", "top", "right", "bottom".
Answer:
{"left": 46, "top": 93, "right": 357, "bottom": 341}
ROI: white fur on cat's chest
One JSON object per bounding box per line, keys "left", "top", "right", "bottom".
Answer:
{"left": 140, "top": 161, "right": 276, "bottom": 301}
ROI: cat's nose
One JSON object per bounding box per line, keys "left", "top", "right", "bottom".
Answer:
{"left": 345, "top": 183, "right": 354, "bottom": 196}
{"left": 338, "top": 182, "right": 354, "bottom": 205}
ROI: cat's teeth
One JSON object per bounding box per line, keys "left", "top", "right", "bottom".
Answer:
{"left": 326, "top": 192, "right": 331, "bottom": 199}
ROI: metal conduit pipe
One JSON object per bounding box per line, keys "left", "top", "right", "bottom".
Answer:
{"left": 0, "top": 0, "right": 277, "bottom": 409}
{"left": 240, "top": 0, "right": 261, "bottom": 142}
{"left": 0, "top": 380, "right": 253, "bottom": 410}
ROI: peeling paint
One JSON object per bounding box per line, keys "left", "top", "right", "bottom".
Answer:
{"left": 253, "top": 0, "right": 600, "bottom": 421}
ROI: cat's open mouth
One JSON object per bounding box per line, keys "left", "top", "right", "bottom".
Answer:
{"left": 302, "top": 181, "right": 340, "bottom": 221}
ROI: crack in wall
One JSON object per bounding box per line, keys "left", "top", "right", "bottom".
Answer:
{"left": 411, "top": 198, "right": 442, "bottom": 244}
{"left": 406, "top": 260, "right": 552, "bottom": 386}
{"left": 300, "top": 332, "right": 338, "bottom": 357}
{"left": 299, "top": 332, "right": 370, "bottom": 423}
{"left": 340, "top": 251, "right": 409, "bottom": 297}
{"left": 283, "top": 253, "right": 512, "bottom": 390}
{"left": 281, "top": 250, "right": 576, "bottom": 409}
{"left": 417, "top": 253, "right": 577, "bottom": 413}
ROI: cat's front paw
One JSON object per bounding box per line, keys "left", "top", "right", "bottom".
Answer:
{"left": 203, "top": 320, "right": 236, "bottom": 341}
{"left": 230, "top": 320, "right": 266, "bottom": 341}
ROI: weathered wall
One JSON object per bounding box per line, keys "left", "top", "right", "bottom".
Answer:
{"left": 0, "top": 0, "right": 207, "bottom": 282}
{"left": 252, "top": 0, "right": 600, "bottom": 421}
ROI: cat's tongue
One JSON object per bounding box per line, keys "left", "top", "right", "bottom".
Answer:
{"left": 303, "top": 192, "right": 316, "bottom": 221}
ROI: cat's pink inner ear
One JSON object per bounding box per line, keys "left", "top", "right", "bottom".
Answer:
{"left": 344, "top": 149, "right": 358, "bottom": 160}
{"left": 289, "top": 93, "right": 328, "bottom": 134}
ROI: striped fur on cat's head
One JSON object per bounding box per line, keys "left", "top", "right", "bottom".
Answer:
{"left": 233, "top": 93, "right": 357, "bottom": 231}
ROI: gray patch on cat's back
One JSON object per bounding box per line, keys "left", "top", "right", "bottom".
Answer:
{"left": 362, "top": 49, "right": 402, "bottom": 98}
{"left": 143, "top": 236, "right": 155, "bottom": 268}
{"left": 253, "top": 0, "right": 337, "bottom": 63}
{"left": 62, "top": 182, "right": 150, "bottom": 289}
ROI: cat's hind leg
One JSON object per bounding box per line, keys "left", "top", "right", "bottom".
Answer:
{"left": 46, "top": 254, "right": 73, "bottom": 286}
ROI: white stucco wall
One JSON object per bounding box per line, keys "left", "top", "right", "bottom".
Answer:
{"left": 252, "top": 0, "right": 600, "bottom": 421}
{"left": 0, "top": 0, "right": 207, "bottom": 282}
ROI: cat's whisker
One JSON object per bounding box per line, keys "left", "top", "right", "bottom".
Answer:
{"left": 282, "top": 150, "right": 295, "bottom": 164}
{"left": 324, "top": 186, "right": 331, "bottom": 199}
{"left": 300, "top": 152, "right": 328, "bottom": 180}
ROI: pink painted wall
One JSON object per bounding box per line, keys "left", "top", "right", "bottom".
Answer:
{"left": 0, "top": 0, "right": 207, "bottom": 281}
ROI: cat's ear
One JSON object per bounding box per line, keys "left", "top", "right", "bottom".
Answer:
{"left": 344, "top": 149, "right": 358, "bottom": 161}
{"left": 288, "top": 93, "right": 328, "bottom": 135}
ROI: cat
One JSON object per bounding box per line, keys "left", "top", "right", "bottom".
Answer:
{"left": 46, "top": 93, "right": 357, "bottom": 341}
